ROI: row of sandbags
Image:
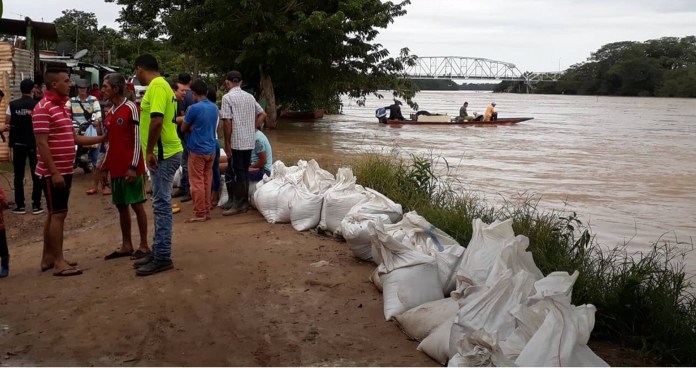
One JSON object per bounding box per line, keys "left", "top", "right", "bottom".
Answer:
{"left": 248, "top": 160, "right": 608, "bottom": 367}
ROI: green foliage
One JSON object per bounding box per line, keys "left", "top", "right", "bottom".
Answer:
{"left": 499, "top": 36, "right": 696, "bottom": 97}
{"left": 104, "top": 0, "right": 419, "bottom": 113}
{"left": 352, "top": 152, "right": 696, "bottom": 365}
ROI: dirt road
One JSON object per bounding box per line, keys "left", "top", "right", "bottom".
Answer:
{"left": 0, "top": 173, "right": 434, "bottom": 366}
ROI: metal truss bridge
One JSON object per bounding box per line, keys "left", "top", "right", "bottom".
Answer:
{"left": 402, "top": 56, "right": 563, "bottom": 86}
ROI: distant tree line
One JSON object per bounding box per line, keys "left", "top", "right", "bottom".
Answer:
{"left": 495, "top": 36, "right": 696, "bottom": 97}
{"left": 412, "top": 79, "right": 497, "bottom": 91}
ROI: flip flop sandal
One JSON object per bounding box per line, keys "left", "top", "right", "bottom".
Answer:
{"left": 130, "top": 250, "right": 151, "bottom": 260}
{"left": 104, "top": 250, "right": 133, "bottom": 260}
{"left": 86, "top": 188, "right": 98, "bottom": 195}
{"left": 102, "top": 188, "right": 112, "bottom": 195}
{"left": 185, "top": 217, "right": 207, "bottom": 223}
{"left": 41, "top": 260, "right": 78, "bottom": 272}
{"left": 172, "top": 206, "right": 181, "bottom": 214}
{"left": 53, "top": 267, "right": 83, "bottom": 277}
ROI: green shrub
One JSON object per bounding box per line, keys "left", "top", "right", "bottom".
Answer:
{"left": 351, "top": 152, "right": 696, "bottom": 365}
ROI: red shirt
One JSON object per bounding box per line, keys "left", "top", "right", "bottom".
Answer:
{"left": 102, "top": 99, "right": 145, "bottom": 178}
{"left": 32, "top": 91, "right": 76, "bottom": 177}
{"left": 90, "top": 89, "right": 103, "bottom": 100}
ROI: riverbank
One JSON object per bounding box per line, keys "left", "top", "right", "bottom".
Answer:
{"left": 0, "top": 172, "right": 435, "bottom": 366}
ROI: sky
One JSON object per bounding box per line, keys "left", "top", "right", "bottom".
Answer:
{"left": 3, "top": 0, "right": 696, "bottom": 72}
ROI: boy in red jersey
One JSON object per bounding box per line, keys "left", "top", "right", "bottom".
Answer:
{"left": 100, "top": 73, "right": 150, "bottom": 261}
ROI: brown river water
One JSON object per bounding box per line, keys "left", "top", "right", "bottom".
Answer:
{"left": 265, "top": 91, "right": 696, "bottom": 270}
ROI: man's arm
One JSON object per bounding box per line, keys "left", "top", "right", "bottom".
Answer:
{"left": 250, "top": 151, "right": 266, "bottom": 170}
{"left": 146, "top": 115, "right": 164, "bottom": 155}
{"left": 255, "top": 111, "right": 267, "bottom": 130}
{"left": 222, "top": 118, "right": 232, "bottom": 156}
{"left": 74, "top": 134, "right": 105, "bottom": 146}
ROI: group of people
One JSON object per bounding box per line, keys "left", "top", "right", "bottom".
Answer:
{"left": 458, "top": 101, "right": 498, "bottom": 122}
{"left": 0, "top": 53, "right": 273, "bottom": 278}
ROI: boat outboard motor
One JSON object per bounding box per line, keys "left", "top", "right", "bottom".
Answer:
{"left": 375, "top": 107, "right": 388, "bottom": 124}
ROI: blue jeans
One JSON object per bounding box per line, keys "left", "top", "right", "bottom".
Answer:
{"left": 180, "top": 147, "right": 190, "bottom": 194}
{"left": 150, "top": 152, "right": 182, "bottom": 262}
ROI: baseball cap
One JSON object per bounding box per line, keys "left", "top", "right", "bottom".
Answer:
{"left": 75, "top": 79, "right": 89, "bottom": 88}
{"left": 491, "top": 102, "right": 496, "bottom": 106}
{"left": 226, "top": 70, "right": 243, "bottom": 82}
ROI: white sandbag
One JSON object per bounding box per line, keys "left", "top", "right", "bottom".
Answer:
{"left": 398, "top": 212, "right": 464, "bottom": 294}
{"left": 515, "top": 299, "right": 608, "bottom": 367}
{"left": 302, "top": 159, "right": 335, "bottom": 195}
{"left": 172, "top": 166, "right": 183, "bottom": 188}
{"left": 395, "top": 298, "right": 459, "bottom": 341}
{"left": 455, "top": 218, "right": 517, "bottom": 289}
{"left": 382, "top": 263, "right": 443, "bottom": 321}
{"left": 449, "top": 270, "right": 537, "bottom": 364}
{"left": 290, "top": 188, "right": 324, "bottom": 231}
{"left": 348, "top": 187, "right": 403, "bottom": 223}
{"left": 417, "top": 317, "right": 454, "bottom": 365}
{"left": 318, "top": 167, "right": 370, "bottom": 234}
{"left": 340, "top": 213, "right": 390, "bottom": 262}
{"left": 448, "top": 329, "right": 516, "bottom": 367}
{"left": 254, "top": 180, "right": 295, "bottom": 223}
{"left": 528, "top": 271, "right": 580, "bottom": 303}
{"left": 485, "top": 235, "right": 544, "bottom": 286}
{"left": 369, "top": 267, "right": 383, "bottom": 292}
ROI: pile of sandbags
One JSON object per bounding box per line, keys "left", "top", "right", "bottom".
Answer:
{"left": 241, "top": 159, "right": 609, "bottom": 367}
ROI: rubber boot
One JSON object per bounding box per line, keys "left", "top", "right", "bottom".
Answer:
{"left": 222, "top": 181, "right": 249, "bottom": 216}
{"left": 219, "top": 180, "right": 236, "bottom": 210}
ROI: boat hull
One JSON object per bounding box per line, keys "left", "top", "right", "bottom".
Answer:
{"left": 382, "top": 117, "right": 533, "bottom": 126}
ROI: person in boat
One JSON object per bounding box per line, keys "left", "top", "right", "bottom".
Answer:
{"left": 484, "top": 102, "right": 498, "bottom": 122}
{"left": 457, "top": 101, "right": 471, "bottom": 122}
{"left": 386, "top": 100, "right": 405, "bottom": 121}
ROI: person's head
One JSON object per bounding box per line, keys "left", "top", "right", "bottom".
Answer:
{"left": 225, "top": 70, "right": 242, "bottom": 90}
{"left": 75, "top": 79, "right": 89, "bottom": 98}
{"left": 20, "top": 79, "right": 34, "bottom": 95}
{"left": 92, "top": 83, "right": 100, "bottom": 91}
{"left": 464, "top": 101, "right": 468, "bottom": 106}
{"left": 102, "top": 73, "right": 126, "bottom": 102}
{"left": 206, "top": 85, "right": 217, "bottom": 104}
{"left": 178, "top": 73, "right": 192, "bottom": 86}
{"left": 169, "top": 80, "right": 186, "bottom": 102}
{"left": 34, "top": 75, "right": 44, "bottom": 88}
{"left": 44, "top": 68, "right": 71, "bottom": 97}
{"left": 134, "top": 54, "right": 160, "bottom": 85}
{"left": 0, "top": 89, "right": 4, "bottom": 102}
{"left": 491, "top": 102, "right": 496, "bottom": 107}
{"left": 190, "top": 80, "right": 208, "bottom": 101}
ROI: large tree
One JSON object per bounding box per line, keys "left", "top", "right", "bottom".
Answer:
{"left": 105, "top": 0, "right": 418, "bottom": 127}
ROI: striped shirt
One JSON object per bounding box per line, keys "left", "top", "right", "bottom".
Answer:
{"left": 32, "top": 91, "right": 76, "bottom": 177}
{"left": 221, "top": 87, "right": 264, "bottom": 150}
{"left": 66, "top": 95, "right": 102, "bottom": 131}
{"left": 102, "top": 99, "right": 145, "bottom": 178}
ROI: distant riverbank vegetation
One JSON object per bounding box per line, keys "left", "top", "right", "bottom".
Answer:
{"left": 495, "top": 36, "right": 696, "bottom": 97}
{"left": 350, "top": 152, "right": 696, "bottom": 366}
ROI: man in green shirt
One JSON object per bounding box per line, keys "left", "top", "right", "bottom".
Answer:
{"left": 132, "top": 54, "right": 183, "bottom": 276}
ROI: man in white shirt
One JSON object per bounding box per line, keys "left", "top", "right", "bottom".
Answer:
{"left": 220, "top": 71, "right": 267, "bottom": 216}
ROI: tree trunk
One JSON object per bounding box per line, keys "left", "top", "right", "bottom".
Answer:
{"left": 259, "top": 67, "right": 278, "bottom": 129}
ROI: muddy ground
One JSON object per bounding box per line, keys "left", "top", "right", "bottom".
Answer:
{"left": 0, "top": 163, "right": 651, "bottom": 366}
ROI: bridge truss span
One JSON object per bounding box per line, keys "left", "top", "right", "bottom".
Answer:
{"left": 402, "top": 56, "right": 563, "bottom": 85}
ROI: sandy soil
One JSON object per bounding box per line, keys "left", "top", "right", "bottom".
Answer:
{"left": 0, "top": 172, "right": 435, "bottom": 366}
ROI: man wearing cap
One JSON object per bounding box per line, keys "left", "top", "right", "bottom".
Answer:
{"left": 67, "top": 79, "right": 108, "bottom": 195}
{"left": 220, "top": 71, "right": 267, "bottom": 215}
{"left": 484, "top": 102, "right": 498, "bottom": 122}
{"left": 4, "top": 79, "right": 43, "bottom": 215}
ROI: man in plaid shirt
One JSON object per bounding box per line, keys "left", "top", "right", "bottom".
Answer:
{"left": 220, "top": 71, "right": 267, "bottom": 216}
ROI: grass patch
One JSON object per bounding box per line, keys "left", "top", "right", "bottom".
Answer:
{"left": 350, "top": 151, "right": 696, "bottom": 366}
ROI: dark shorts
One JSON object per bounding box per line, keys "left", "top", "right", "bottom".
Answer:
{"left": 41, "top": 174, "right": 73, "bottom": 214}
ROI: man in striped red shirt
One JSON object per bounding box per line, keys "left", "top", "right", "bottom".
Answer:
{"left": 32, "top": 68, "right": 105, "bottom": 277}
